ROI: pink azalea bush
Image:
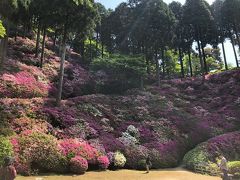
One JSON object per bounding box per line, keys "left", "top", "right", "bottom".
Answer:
{"left": 69, "top": 156, "right": 88, "bottom": 174}
{"left": 0, "top": 71, "right": 49, "bottom": 98}
{"left": 97, "top": 155, "right": 110, "bottom": 170}
{"left": 58, "top": 138, "right": 100, "bottom": 164}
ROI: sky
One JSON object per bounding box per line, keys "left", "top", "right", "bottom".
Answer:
{"left": 96, "top": 0, "right": 216, "bottom": 9}
{"left": 96, "top": 0, "right": 239, "bottom": 67}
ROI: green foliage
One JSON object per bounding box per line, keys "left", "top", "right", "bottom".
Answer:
{"left": 92, "top": 54, "right": 146, "bottom": 76}
{"left": 137, "top": 159, "right": 147, "bottom": 170}
{"left": 183, "top": 143, "right": 209, "bottom": 171}
{"left": 228, "top": 161, "right": 240, "bottom": 177}
{"left": 0, "top": 21, "right": 6, "bottom": 38}
{"left": 222, "top": 0, "right": 240, "bottom": 28}
{"left": 183, "top": 53, "right": 202, "bottom": 76}
{"left": 164, "top": 50, "right": 181, "bottom": 77}
{"left": 16, "top": 132, "right": 68, "bottom": 173}
{"left": 91, "top": 54, "right": 146, "bottom": 93}
{"left": 0, "top": 0, "right": 18, "bottom": 18}
{"left": 0, "top": 136, "right": 13, "bottom": 166}
{"left": 206, "top": 57, "right": 221, "bottom": 71}
{"left": 84, "top": 39, "right": 108, "bottom": 63}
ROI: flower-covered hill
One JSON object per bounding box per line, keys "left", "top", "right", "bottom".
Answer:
{"left": 0, "top": 37, "right": 92, "bottom": 99}
{"left": 0, "top": 37, "right": 240, "bottom": 176}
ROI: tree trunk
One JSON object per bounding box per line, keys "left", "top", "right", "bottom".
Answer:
{"left": 198, "top": 27, "right": 208, "bottom": 75}
{"left": 23, "top": 22, "right": 26, "bottom": 38}
{"left": 56, "top": 25, "right": 67, "bottom": 106}
{"left": 0, "top": 39, "right": 4, "bottom": 70}
{"left": 40, "top": 27, "right": 46, "bottom": 68}
{"left": 100, "top": 26, "right": 104, "bottom": 58}
{"left": 140, "top": 76, "right": 144, "bottom": 90}
{"left": 179, "top": 47, "right": 184, "bottom": 78}
{"left": 197, "top": 40, "right": 204, "bottom": 76}
{"left": 146, "top": 55, "right": 150, "bottom": 75}
{"left": 0, "top": 19, "right": 9, "bottom": 70}
{"left": 35, "top": 20, "right": 41, "bottom": 58}
{"left": 221, "top": 41, "right": 228, "bottom": 70}
{"left": 233, "top": 23, "right": 240, "bottom": 50}
{"left": 201, "top": 43, "right": 208, "bottom": 74}
{"left": 53, "top": 30, "right": 57, "bottom": 50}
{"left": 229, "top": 31, "right": 239, "bottom": 68}
{"left": 161, "top": 48, "right": 165, "bottom": 79}
{"left": 155, "top": 51, "right": 160, "bottom": 87}
{"left": 14, "top": 27, "right": 17, "bottom": 41}
{"left": 80, "top": 39, "right": 85, "bottom": 60}
{"left": 101, "top": 41, "right": 104, "bottom": 58}
{"left": 145, "top": 47, "right": 150, "bottom": 74}
{"left": 231, "top": 38, "right": 239, "bottom": 68}
{"left": 96, "top": 31, "right": 99, "bottom": 53}
{"left": 90, "top": 38, "right": 93, "bottom": 62}
{"left": 188, "top": 49, "right": 193, "bottom": 77}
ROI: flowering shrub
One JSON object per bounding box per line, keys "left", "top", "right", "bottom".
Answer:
{"left": 144, "top": 140, "right": 182, "bottom": 168}
{"left": 59, "top": 139, "right": 100, "bottom": 164}
{"left": 107, "top": 152, "right": 115, "bottom": 165}
{"left": 0, "top": 136, "right": 13, "bottom": 166}
{"left": 11, "top": 117, "right": 48, "bottom": 134}
{"left": 0, "top": 71, "right": 49, "bottom": 98}
{"left": 124, "top": 145, "right": 148, "bottom": 169}
{"left": 97, "top": 156, "right": 110, "bottom": 170}
{"left": 11, "top": 131, "right": 68, "bottom": 175}
{"left": 114, "top": 151, "right": 126, "bottom": 168}
{"left": 62, "top": 64, "right": 92, "bottom": 98}
{"left": 118, "top": 125, "right": 140, "bottom": 147}
{"left": 228, "top": 161, "right": 240, "bottom": 178}
{"left": 1, "top": 37, "right": 240, "bottom": 177}
{"left": 126, "top": 125, "right": 140, "bottom": 138}
{"left": 100, "top": 133, "right": 124, "bottom": 152}
{"left": 69, "top": 156, "right": 88, "bottom": 174}
{"left": 43, "top": 106, "right": 78, "bottom": 128}
{"left": 183, "top": 131, "right": 240, "bottom": 175}
{"left": 183, "top": 144, "right": 209, "bottom": 172}
{"left": 118, "top": 132, "right": 139, "bottom": 146}
{"left": 206, "top": 132, "right": 240, "bottom": 160}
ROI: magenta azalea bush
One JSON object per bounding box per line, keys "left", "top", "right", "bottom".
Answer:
{"left": 183, "top": 131, "right": 240, "bottom": 174}
{"left": 69, "top": 156, "right": 88, "bottom": 174}
{"left": 97, "top": 155, "right": 110, "bottom": 170}
{"left": 58, "top": 139, "right": 100, "bottom": 164}
{"left": 107, "top": 152, "right": 115, "bottom": 164}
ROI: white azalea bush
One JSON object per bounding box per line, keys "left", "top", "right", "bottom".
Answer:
{"left": 114, "top": 151, "right": 126, "bottom": 168}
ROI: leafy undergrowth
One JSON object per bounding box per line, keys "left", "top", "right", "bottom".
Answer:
{"left": 0, "top": 37, "right": 239, "bottom": 175}
{"left": 183, "top": 131, "right": 240, "bottom": 178}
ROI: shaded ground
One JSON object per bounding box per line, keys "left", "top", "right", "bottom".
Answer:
{"left": 16, "top": 168, "right": 220, "bottom": 180}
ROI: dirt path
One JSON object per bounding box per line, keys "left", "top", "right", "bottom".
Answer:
{"left": 16, "top": 168, "right": 221, "bottom": 180}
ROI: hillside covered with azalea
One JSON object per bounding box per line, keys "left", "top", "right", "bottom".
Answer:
{"left": 0, "top": 0, "right": 240, "bottom": 179}
{"left": 0, "top": 36, "right": 239, "bottom": 177}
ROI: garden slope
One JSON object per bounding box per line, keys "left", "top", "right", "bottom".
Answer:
{"left": 0, "top": 37, "right": 240, "bottom": 174}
